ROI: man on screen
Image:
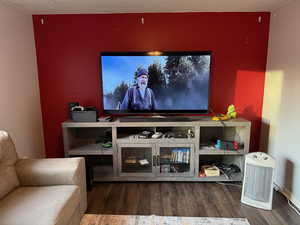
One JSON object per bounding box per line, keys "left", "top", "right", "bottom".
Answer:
{"left": 120, "top": 68, "right": 156, "bottom": 111}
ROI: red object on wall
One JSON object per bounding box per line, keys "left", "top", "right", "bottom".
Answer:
{"left": 33, "top": 12, "right": 270, "bottom": 158}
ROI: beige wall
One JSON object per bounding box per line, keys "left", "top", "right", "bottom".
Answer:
{"left": 0, "top": 3, "right": 44, "bottom": 158}
{"left": 261, "top": 0, "right": 300, "bottom": 208}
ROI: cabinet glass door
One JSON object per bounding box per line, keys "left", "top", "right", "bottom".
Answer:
{"left": 118, "top": 144, "right": 154, "bottom": 176}
{"left": 157, "top": 144, "right": 194, "bottom": 177}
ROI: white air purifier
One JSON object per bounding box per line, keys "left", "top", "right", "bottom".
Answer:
{"left": 241, "top": 152, "right": 275, "bottom": 210}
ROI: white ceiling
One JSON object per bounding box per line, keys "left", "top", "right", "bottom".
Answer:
{"left": 0, "top": 0, "right": 294, "bottom": 14}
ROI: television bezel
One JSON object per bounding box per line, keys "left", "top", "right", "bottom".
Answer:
{"left": 100, "top": 51, "right": 212, "bottom": 115}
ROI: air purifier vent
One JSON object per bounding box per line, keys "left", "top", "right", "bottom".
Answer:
{"left": 244, "top": 164, "right": 273, "bottom": 202}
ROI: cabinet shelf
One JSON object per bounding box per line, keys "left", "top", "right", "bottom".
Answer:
{"left": 199, "top": 147, "right": 244, "bottom": 155}
{"left": 122, "top": 164, "right": 153, "bottom": 173}
{"left": 117, "top": 136, "right": 195, "bottom": 144}
{"left": 197, "top": 172, "right": 243, "bottom": 182}
{"left": 93, "top": 173, "right": 243, "bottom": 182}
{"left": 68, "top": 143, "right": 113, "bottom": 156}
{"left": 160, "top": 162, "right": 190, "bottom": 165}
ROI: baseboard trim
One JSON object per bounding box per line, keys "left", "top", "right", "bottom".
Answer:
{"left": 275, "top": 183, "right": 300, "bottom": 211}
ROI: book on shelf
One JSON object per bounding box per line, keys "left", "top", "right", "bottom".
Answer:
{"left": 170, "top": 148, "right": 190, "bottom": 164}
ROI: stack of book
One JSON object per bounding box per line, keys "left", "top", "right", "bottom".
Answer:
{"left": 170, "top": 148, "right": 190, "bottom": 164}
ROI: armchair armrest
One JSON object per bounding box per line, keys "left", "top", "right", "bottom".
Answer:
{"left": 15, "top": 157, "right": 87, "bottom": 214}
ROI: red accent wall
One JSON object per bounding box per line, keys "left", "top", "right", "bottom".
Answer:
{"left": 33, "top": 12, "right": 270, "bottom": 158}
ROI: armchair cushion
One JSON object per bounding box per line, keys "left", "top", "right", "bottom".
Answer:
{"left": 0, "top": 185, "right": 80, "bottom": 225}
{"left": 16, "top": 158, "right": 83, "bottom": 186}
{"left": 15, "top": 157, "right": 87, "bottom": 214}
{"left": 0, "top": 131, "right": 19, "bottom": 199}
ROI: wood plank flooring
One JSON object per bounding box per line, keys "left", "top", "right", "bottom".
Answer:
{"left": 87, "top": 182, "right": 300, "bottom": 225}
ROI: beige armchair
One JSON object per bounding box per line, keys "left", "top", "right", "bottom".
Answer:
{"left": 0, "top": 130, "right": 87, "bottom": 225}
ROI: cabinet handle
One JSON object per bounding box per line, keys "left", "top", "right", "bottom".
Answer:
{"left": 157, "top": 155, "right": 160, "bottom": 166}
{"left": 153, "top": 155, "right": 156, "bottom": 167}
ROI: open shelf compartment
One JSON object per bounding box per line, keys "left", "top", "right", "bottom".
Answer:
{"left": 66, "top": 127, "right": 112, "bottom": 156}
{"left": 117, "top": 126, "right": 195, "bottom": 143}
{"left": 199, "top": 126, "right": 249, "bottom": 155}
{"left": 197, "top": 155, "right": 244, "bottom": 182}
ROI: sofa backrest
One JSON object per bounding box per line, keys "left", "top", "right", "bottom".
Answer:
{"left": 0, "top": 130, "right": 19, "bottom": 199}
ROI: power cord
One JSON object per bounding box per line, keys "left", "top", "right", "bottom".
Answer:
{"left": 274, "top": 183, "right": 300, "bottom": 215}
{"left": 288, "top": 199, "right": 300, "bottom": 215}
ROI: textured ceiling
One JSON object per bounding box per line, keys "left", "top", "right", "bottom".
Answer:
{"left": 0, "top": 0, "right": 294, "bottom": 14}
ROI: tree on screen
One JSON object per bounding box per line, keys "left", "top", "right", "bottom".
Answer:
{"left": 147, "top": 63, "right": 166, "bottom": 95}
{"left": 165, "top": 55, "right": 209, "bottom": 89}
{"left": 113, "top": 81, "right": 128, "bottom": 104}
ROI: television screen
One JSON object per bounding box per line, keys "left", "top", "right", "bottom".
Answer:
{"left": 100, "top": 51, "right": 211, "bottom": 114}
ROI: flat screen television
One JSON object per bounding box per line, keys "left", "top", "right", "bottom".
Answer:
{"left": 100, "top": 51, "right": 211, "bottom": 114}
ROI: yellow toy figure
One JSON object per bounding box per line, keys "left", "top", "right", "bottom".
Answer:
{"left": 212, "top": 104, "right": 237, "bottom": 121}
{"left": 227, "top": 104, "right": 237, "bottom": 119}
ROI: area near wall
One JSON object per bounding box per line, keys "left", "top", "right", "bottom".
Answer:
{"left": 0, "top": 3, "right": 44, "bottom": 158}
{"left": 261, "top": 0, "right": 300, "bottom": 209}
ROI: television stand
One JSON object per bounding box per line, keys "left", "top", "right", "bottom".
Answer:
{"left": 62, "top": 118, "right": 250, "bottom": 182}
{"left": 119, "top": 116, "right": 192, "bottom": 122}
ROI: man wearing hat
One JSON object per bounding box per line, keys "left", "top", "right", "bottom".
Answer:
{"left": 120, "top": 67, "right": 156, "bottom": 111}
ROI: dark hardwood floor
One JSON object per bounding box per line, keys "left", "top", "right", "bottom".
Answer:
{"left": 87, "top": 182, "right": 300, "bottom": 225}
